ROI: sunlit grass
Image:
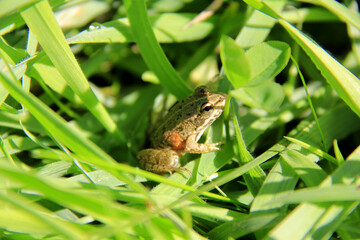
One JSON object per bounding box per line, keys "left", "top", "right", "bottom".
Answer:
{"left": 0, "top": 0, "right": 359, "bottom": 239}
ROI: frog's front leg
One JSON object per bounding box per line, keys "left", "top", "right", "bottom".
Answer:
{"left": 137, "top": 148, "right": 191, "bottom": 175}
{"left": 184, "top": 134, "right": 222, "bottom": 154}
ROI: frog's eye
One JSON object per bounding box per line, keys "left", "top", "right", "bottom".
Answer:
{"left": 200, "top": 102, "right": 213, "bottom": 115}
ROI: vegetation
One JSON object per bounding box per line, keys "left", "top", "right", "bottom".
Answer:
{"left": 0, "top": 0, "right": 360, "bottom": 239}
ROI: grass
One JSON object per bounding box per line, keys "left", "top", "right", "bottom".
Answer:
{"left": 0, "top": 0, "right": 360, "bottom": 239}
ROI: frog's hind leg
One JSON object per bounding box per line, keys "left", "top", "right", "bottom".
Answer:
{"left": 137, "top": 148, "right": 191, "bottom": 176}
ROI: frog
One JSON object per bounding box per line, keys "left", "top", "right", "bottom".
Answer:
{"left": 137, "top": 86, "right": 226, "bottom": 175}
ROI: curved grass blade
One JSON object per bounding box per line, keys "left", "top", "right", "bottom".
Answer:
{"left": 0, "top": 190, "right": 90, "bottom": 239}
{"left": 20, "top": 1, "right": 123, "bottom": 140}
{"left": 123, "top": 0, "right": 191, "bottom": 99}
{"left": 316, "top": 0, "right": 360, "bottom": 30}
{"left": 280, "top": 19, "right": 360, "bottom": 117}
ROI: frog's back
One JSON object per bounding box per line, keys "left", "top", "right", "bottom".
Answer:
{"left": 150, "top": 95, "right": 201, "bottom": 148}
{"left": 150, "top": 87, "right": 226, "bottom": 149}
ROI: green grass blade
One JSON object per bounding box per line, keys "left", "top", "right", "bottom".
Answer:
{"left": 123, "top": 0, "right": 191, "bottom": 99}
{"left": 270, "top": 184, "right": 360, "bottom": 203}
{"left": 0, "top": 71, "right": 113, "bottom": 164}
{"left": 0, "top": 37, "right": 28, "bottom": 65}
{"left": 290, "top": 55, "right": 326, "bottom": 150}
{"left": 0, "top": 163, "right": 142, "bottom": 225}
{"left": 251, "top": 105, "right": 360, "bottom": 213}
{"left": 250, "top": 158, "right": 298, "bottom": 213}
{"left": 166, "top": 144, "right": 276, "bottom": 210}
{"left": 284, "top": 136, "right": 339, "bottom": 165}
{"left": 316, "top": 0, "right": 360, "bottom": 30}
{"left": 0, "top": 71, "right": 234, "bottom": 203}
{"left": 0, "top": 190, "right": 89, "bottom": 239}
{"left": 233, "top": 106, "right": 266, "bottom": 196}
{"left": 280, "top": 19, "right": 360, "bottom": 117}
{"left": 265, "top": 147, "right": 360, "bottom": 240}
{"left": 20, "top": 1, "right": 121, "bottom": 138}
{"left": 333, "top": 139, "right": 345, "bottom": 164}
{"left": 0, "top": 0, "right": 37, "bottom": 18}
{"left": 30, "top": 56, "right": 79, "bottom": 103}
{"left": 0, "top": 70, "right": 154, "bottom": 201}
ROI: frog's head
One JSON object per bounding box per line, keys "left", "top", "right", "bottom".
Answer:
{"left": 191, "top": 87, "right": 226, "bottom": 139}
{"left": 195, "top": 86, "right": 226, "bottom": 118}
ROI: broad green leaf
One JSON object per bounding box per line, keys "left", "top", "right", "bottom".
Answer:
{"left": 243, "top": 0, "right": 360, "bottom": 117}
{"left": 67, "top": 20, "right": 133, "bottom": 45}
{"left": 242, "top": 0, "right": 282, "bottom": 19}
{"left": 250, "top": 158, "right": 298, "bottom": 213}
{"left": 37, "top": 161, "right": 72, "bottom": 177}
{"left": 266, "top": 202, "right": 327, "bottom": 240}
{"left": 236, "top": 0, "right": 286, "bottom": 48}
{"left": 246, "top": 41, "right": 290, "bottom": 86}
{"left": 231, "top": 81, "right": 285, "bottom": 111}
{"left": 187, "top": 204, "right": 246, "bottom": 223}
{"left": 67, "top": 13, "right": 214, "bottom": 44}
{"left": 0, "top": 0, "right": 68, "bottom": 35}
{"left": 220, "top": 35, "right": 251, "bottom": 88}
{"left": 208, "top": 213, "right": 280, "bottom": 239}
{"left": 280, "top": 149, "right": 327, "bottom": 187}
{"left": 284, "top": 136, "right": 339, "bottom": 165}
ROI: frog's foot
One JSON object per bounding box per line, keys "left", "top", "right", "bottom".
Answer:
{"left": 137, "top": 148, "right": 191, "bottom": 177}
{"left": 209, "top": 141, "right": 225, "bottom": 151}
{"left": 183, "top": 134, "right": 224, "bottom": 154}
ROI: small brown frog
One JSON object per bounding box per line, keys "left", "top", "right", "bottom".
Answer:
{"left": 137, "top": 87, "right": 226, "bottom": 175}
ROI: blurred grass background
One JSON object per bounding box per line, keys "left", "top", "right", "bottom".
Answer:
{"left": 0, "top": 0, "right": 360, "bottom": 239}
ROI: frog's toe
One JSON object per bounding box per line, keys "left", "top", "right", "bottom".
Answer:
{"left": 212, "top": 141, "right": 225, "bottom": 146}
